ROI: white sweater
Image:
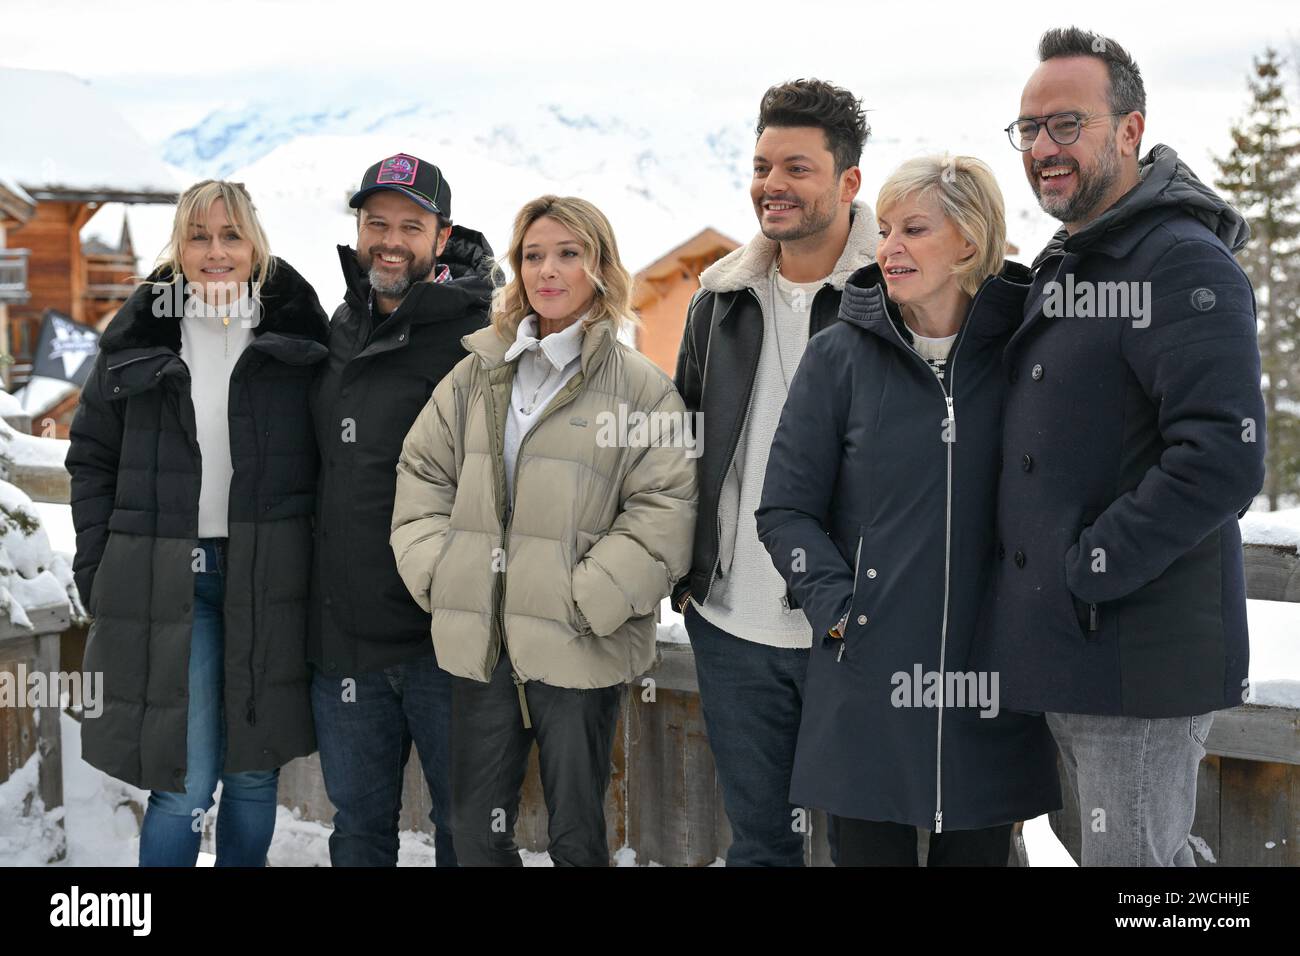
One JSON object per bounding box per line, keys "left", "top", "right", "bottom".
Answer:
{"left": 179, "top": 292, "right": 257, "bottom": 537}
{"left": 694, "top": 264, "right": 822, "bottom": 648}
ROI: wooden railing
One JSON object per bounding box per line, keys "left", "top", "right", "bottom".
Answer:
{"left": 278, "top": 542, "right": 1298, "bottom": 866}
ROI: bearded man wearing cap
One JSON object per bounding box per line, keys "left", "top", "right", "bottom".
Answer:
{"left": 307, "top": 153, "right": 496, "bottom": 866}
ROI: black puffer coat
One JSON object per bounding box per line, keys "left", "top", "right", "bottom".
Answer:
{"left": 68, "top": 259, "right": 329, "bottom": 792}
{"left": 757, "top": 263, "right": 1060, "bottom": 831}
{"left": 308, "top": 227, "right": 494, "bottom": 676}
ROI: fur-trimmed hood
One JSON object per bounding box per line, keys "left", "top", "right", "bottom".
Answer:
{"left": 99, "top": 256, "right": 329, "bottom": 354}
{"left": 699, "top": 200, "right": 878, "bottom": 294}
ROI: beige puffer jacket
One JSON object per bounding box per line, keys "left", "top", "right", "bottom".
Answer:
{"left": 391, "top": 318, "right": 698, "bottom": 688}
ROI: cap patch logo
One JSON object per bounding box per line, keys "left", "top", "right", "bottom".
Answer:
{"left": 377, "top": 154, "right": 419, "bottom": 186}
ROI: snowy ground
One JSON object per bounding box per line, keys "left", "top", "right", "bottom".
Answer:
{"left": 0, "top": 692, "right": 1078, "bottom": 867}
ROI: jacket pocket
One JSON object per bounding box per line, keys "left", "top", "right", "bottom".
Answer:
{"left": 568, "top": 530, "right": 600, "bottom": 636}
{"left": 832, "top": 527, "right": 865, "bottom": 662}
{"left": 87, "top": 531, "right": 118, "bottom": 618}
{"left": 1069, "top": 514, "right": 1101, "bottom": 640}
{"left": 1070, "top": 592, "right": 1099, "bottom": 639}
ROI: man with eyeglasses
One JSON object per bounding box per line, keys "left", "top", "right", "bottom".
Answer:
{"left": 974, "top": 27, "right": 1266, "bottom": 866}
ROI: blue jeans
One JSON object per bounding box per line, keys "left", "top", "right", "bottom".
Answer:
{"left": 311, "top": 653, "right": 456, "bottom": 866}
{"left": 139, "top": 546, "right": 280, "bottom": 867}
{"left": 685, "top": 603, "right": 809, "bottom": 866}
{"left": 1047, "top": 710, "right": 1215, "bottom": 866}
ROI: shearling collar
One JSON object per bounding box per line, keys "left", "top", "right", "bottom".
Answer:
{"left": 699, "top": 200, "right": 878, "bottom": 295}
{"left": 99, "top": 256, "right": 329, "bottom": 354}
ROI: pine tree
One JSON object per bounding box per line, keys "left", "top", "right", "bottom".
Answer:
{"left": 1214, "top": 48, "right": 1300, "bottom": 511}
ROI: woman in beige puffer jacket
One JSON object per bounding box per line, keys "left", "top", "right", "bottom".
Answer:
{"left": 391, "top": 195, "right": 697, "bottom": 865}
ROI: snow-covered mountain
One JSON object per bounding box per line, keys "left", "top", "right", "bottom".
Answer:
{"left": 87, "top": 92, "right": 1063, "bottom": 309}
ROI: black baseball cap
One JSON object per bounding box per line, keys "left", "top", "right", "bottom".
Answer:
{"left": 349, "top": 153, "right": 451, "bottom": 220}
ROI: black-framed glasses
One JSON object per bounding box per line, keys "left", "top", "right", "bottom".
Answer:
{"left": 1004, "top": 111, "right": 1130, "bottom": 151}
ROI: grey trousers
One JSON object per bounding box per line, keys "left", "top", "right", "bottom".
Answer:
{"left": 1047, "top": 711, "right": 1214, "bottom": 867}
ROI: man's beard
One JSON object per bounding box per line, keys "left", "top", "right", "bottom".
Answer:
{"left": 360, "top": 247, "right": 435, "bottom": 298}
{"left": 755, "top": 184, "right": 840, "bottom": 242}
{"left": 1031, "top": 131, "right": 1122, "bottom": 224}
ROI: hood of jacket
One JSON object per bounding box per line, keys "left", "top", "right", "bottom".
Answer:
{"left": 838, "top": 259, "right": 1033, "bottom": 347}
{"left": 698, "top": 199, "right": 878, "bottom": 295}
{"left": 338, "top": 223, "right": 497, "bottom": 323}
{"left": 99, "top": 256, "right": 329, "bottom": 355}
{"left": 1033, "top": 144, "right": 1250, "bottom": 268}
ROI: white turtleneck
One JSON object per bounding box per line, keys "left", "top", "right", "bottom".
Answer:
{"left": 179, "top": 290, "right": 259, "bottom": 537}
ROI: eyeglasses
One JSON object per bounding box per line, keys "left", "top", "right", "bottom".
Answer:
{"left": 1004, "top": 111, "right": 1130, "bottom": 152}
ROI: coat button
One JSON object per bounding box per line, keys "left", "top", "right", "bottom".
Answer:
{"left": 399, "top": 333, "right": 406, "bottom": 341}
{"left": 1022, "top": 453, "right": 1033, "bottom": 472}
{"left": 997, "top": 542, "right": 1005, "bottom": 559}
{"left": 856, "top": 614, "right": 868, "bottom": 625}
{"left": 865, "top": 568, "right": 877, "bottom": 579}
{"left": 1031, "top": 363, "right": 1044, "bottom": 381}
{"left": 181, "top": 602, "right": 191, "bottom": 612}
{"left": 1013, "top": 550, "right": 1026, "bottom": 568}
{"left": 113, "top": 385, "right": 121, "bottom": 393}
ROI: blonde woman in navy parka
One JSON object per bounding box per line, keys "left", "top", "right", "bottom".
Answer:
{"left": 756, "top": 156, "right": 1060, "bottom": 866}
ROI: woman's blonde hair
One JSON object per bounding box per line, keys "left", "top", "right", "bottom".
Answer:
{"left": 876, "top": 155, "right": 1006, "bottom": 297}
{"left": 153, "top": 180, "right": 275, "bottom": 290}
{"left": 490, "top": 195, "right": 637, "bottom": 339}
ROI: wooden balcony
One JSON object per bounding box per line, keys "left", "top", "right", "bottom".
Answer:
{"left": 0, "top": 248, "right": 31, "bottom": 304}
{"left": 83, "top": 250, "right": 137, "bottom": 303}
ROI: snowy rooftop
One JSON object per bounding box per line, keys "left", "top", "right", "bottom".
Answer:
{"left": 0, "top": 68, "right": 180, "bottom": 202}
{"left": 11, "top": 376, "right": 77, "bottom": 418}
{"left": 0, "top": 172, "right": 35, "bottom": 207}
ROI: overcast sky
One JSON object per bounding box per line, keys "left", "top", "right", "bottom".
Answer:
{"left": 7, "top": 0, "right": 1297, "bottom": 142}
{"left": 5, "top": 0, "right": 1299, "bottom": 266}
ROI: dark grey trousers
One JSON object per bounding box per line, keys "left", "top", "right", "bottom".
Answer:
{"left": 449, "top": 650, "right": 624, "bottom": 867}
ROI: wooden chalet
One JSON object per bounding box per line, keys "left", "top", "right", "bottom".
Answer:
{"left": 632, "top": 227, "right": 739, "bottom": 376}
{"left": 0, "top": 67, "right": 177, "bottom": 428}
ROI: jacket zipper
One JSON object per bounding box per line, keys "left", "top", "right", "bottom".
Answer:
{"left": 837, "top": 535, "right": 864, "bottom": 663}
{"left": 106, "top": 353, "right": 161, "bottom": 373}
{"left": 883, "top": 283, "right": 992, "bottom": 834}
{"left": 243, "top": 367, "right": 261, "bottom": 726}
